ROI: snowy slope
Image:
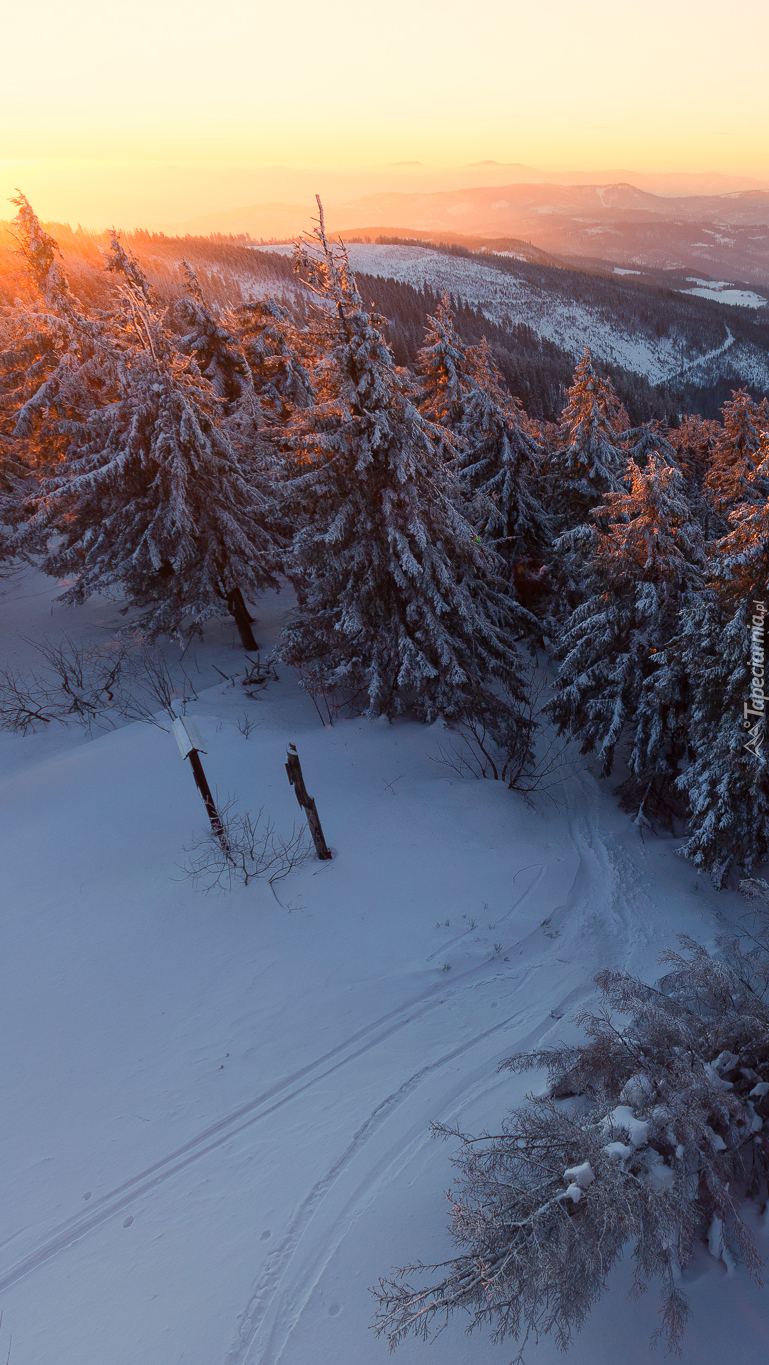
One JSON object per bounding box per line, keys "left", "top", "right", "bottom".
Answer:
{"left": 263, "top": 242, "right": 684, "bottom": 381}
{"left": 684, "top": 336, "right": 769, "bottom": 391}
{"left": 1, "top": 569, "right": 769, "bottom": 1365}
{"left": 259, "top": 242, "right": 769, "bottom": 388}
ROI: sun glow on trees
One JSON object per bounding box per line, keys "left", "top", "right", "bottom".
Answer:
{"left": 2, "top": 195, "right": 769, "bottom": 884}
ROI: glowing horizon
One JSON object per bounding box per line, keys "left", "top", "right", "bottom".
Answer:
{"left": 3, "top": 0, "right": 769, "bottom": 225}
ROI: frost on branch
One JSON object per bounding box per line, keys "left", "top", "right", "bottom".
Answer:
{"left": 373, "top": 925, "right": 769, "bottom": 1360}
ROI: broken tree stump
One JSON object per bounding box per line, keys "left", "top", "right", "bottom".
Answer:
{"left": 285, "top": 743, "right": 332, "bottom": 860}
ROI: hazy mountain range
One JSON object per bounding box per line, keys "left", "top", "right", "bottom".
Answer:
{"left": 4, "top": 159, "right": 767, "bottom": 232}
{"left": 6, "top": 159, "right": 769, "bottom": 290}
{"left": 175, "top": 180, "right": 769, "bottom": 287}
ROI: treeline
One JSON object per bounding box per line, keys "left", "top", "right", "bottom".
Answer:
{"left": 338, "top": 233, "right": 769, "bottom": 421}
{"left": 1, "top": 195, "right": 769, "bottom": 886}
{"left": 374, "top": 230, "right": 769, "bottom": 355}
{"left": 353, "top": 271, "right": 682, "bottom": 423}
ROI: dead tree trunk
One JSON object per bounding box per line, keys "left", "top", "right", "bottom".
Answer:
{"left": 285, "top": 743, "right": 332, "bottom": 859}
{"left": 227, "top": 586, "right": 259, "bottom": 651}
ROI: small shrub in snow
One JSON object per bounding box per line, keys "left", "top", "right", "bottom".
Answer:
{"left": 0, "top": 636, "right": 130, "bottom": 734}
{"left": 374, "top": 924, "right": 769, "bottom": 1359}
{"left": 0, "top": 637, "right": 198, "bottom": 734}
{"left": 236, "top": 712, "right": 259, "bottom": 739}
{"left": 182, "top": 798, "right": 311, "bottom": 894}
{"left": 431, "top": 666, "right": 576, "bottom": 797}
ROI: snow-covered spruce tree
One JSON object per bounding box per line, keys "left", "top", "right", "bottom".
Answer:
{"left": 416, "top": 293, "right": 478, "bottom": 459}
{"left": 0, "top": 421, "right": 22, "bottom": 564}
{"left": 277, "top": 200, "right": 534, "bottom": 743}
{"left": 669, "top": 413, "right": 721, "bottom": 494}
{"left": 173, "top": 261, "right": 255, "bottom": 411}
{"left": 171, "top": 263, "right": 282, "bottom": 535}
{"left": 19, "top": 232, "right": 279, "bottom": 648}
{"left": 671, "top": 474, "right": 769, "bottom": 885}
{"left": 374, "top": 927, "right": 769, "bottom": 1359}
{"left": 454, "top": 337, "right": 551, "bottom": 610}
{"left": 548, "top": 350, "right": 629, "bottom": 531}
{"left": 668, "top": 413, "right": 723, "bottom": 538}
{"left": 547, "top": 456, "right": 704, "bottom": 793}
{"left": 704, "top": 389, "right": 769, "bottom": 524}
{"left": 670, "top": 594, "right": 769, "bottom": 884}
{"left": 622, "top": 417, "right": 677, "bottom": 470}
{"left": 418, "top": 300, "right": 551, "bottom": 603}
{"left": 5, "top": 194, "right": 113, "bottom": 473}
{"left": 234, "top": 297, "right": 314, "bottom": 426}
{"left": 0, "top": 301, "right": 39, "bottom": 556}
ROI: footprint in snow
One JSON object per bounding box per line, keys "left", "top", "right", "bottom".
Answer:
{"left": 123, "top": 1216, "right": 134, "bottom": 1228}
{"left": 328, "top": 1303, "right": 342, "bottom": 1317}
{"left": 260, "top": 1229, "right": 271, "bottom": 1241}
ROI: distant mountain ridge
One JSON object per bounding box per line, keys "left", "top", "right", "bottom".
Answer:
{"left": 5, "top": 157, "right": 767, "bottom": 235}
{"left": 171, "top": 180, "right": 769, "bottom": 285}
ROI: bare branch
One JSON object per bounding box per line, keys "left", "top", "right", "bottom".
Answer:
{"left": 181, "top": 797, "right": 311, "bottom": 893}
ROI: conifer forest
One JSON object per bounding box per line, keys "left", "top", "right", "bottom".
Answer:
{"left": 4, "top": 171, "right": 769, "bottom": 1365}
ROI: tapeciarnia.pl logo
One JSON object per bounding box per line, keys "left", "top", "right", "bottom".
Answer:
{"left": 744, "top": 599, "right": 767, "bottom": 758}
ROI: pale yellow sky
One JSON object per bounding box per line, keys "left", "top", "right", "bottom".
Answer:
{"left": 2, "top": 0, "right": 769, "bottom": 222}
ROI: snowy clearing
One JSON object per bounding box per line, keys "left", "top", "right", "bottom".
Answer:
{"left": 2, "top": 568, "right": 769, "bottom": 1365}
{"left": 679, "top": 282, "right": 768, "bottom": 308}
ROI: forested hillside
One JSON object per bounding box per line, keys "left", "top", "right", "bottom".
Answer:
{"left": 4, "top": 195, "right": 769, "bottom": 1365}
{"left": 1, "top": 195, "right": 768, "bottom": 889}
{"left": 4, "top": 217, "right": 767, "bottom": 422}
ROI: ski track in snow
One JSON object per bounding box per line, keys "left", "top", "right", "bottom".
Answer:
{"left": 0, "top": 738, "right": 669, "bottom": 1365}
{"left": 0, "top": 587, "right": 754, "bottom": 1365}
{"left": 678, "top": 327, "right": 734, "bottom": 377}
{"left": 228, "top": 1009, "right": 532, "bottom": 1365}
{"left": 227, "top": 782, "right": 655, "bottom": 1365}
{"left": 0, "top": 863, "right": 552, "bottom": 1296}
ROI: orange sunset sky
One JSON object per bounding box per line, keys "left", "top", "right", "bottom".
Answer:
{"left": 2, "top": 0, "right": 769, "bottom": 227}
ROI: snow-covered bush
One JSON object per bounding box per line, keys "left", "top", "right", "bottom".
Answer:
{"left": 374, "top": 924, "right": 769, "bottom": 1359}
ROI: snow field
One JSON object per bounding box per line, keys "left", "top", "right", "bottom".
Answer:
{"left": 681, "top": 283, "right": 768, "bottom": 309}
{"left": 1, "top": 569, "right": 769, "bottom": 1364}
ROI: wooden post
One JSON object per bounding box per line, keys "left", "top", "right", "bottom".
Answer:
{"left": 172, "top": 715, "right": 230, "bottom": 853}
{"left": 188, "top": 749, "right": 230, "bottom": 852}
{"left": 285, "top": 743, "right": 332, "bottom": 859}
